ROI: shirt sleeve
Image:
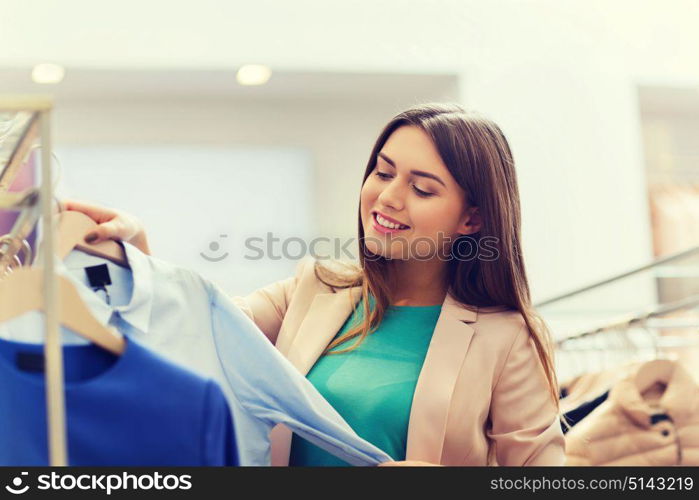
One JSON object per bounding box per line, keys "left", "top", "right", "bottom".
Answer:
{"left": 227, "top": 257, "right": 311, "bottom": 344}
{"left": 201, "top": 380, "right": 238, "bottom": 466}
{"left": 486, "top": 324, "right": 566, "bottom": 466}
{"left": 207, "top": 281, "right": 392, "bottom": 466}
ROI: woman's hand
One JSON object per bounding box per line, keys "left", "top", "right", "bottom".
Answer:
{"left": 60, "top": 199, "right": 151, "bottom": 255}
{"left": 378, "top": 460, "right": 441, "bottom": 466}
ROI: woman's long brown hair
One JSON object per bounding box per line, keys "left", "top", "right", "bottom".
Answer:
{"left": 316, "top": 103, "right": 560, "bottom": 409}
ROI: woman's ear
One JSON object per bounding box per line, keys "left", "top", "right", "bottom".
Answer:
{"left": 457, "top": 206, "right": 482, "bottom": 236}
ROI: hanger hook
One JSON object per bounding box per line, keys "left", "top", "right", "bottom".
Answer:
{"left": 19, "top": 238, "right": 33, "bottom": 267}
{"left": 641, "top": 320, "right": 661, "bottom": 360}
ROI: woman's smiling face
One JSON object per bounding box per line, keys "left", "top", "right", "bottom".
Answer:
{"left": 360, "top": 125, "right": 481, "bottom": 260}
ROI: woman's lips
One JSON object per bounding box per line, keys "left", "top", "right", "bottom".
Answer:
{"left": 371, "top": 212, "right": 409, "bottom": 235}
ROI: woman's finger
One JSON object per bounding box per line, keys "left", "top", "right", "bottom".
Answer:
{"left": 62, "top": 199, "right": 117, "bottom": 224}
{"left": 85, "top": 219, "right": 129, "bottom": 243}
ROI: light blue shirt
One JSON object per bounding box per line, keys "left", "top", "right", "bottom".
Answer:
{"left": 0, "top": 243, "right": 390, "bottom": 466}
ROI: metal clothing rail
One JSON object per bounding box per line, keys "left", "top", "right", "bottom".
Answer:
{"left": 535, "top": 245, "right": 699, "bottom": 308}
{"left": 37, "top": 104, "right": 65, "bottom": 466}
{"left": 646, "top": 167, "right": 699, "bottom": 181}
{"left": 0, "top": 188, "right": 39, "bottom": 209}
{"left": 556, "top": 294, "right": 699, "bottom": 346}
{"left": 0, "top": 111, "right": 39, "bottom": 192}
{"left": 0, "top": 188, "right": 41, "bottom": 271}
{"left": 0, "top": 96, "right": 64, "bottom": 465}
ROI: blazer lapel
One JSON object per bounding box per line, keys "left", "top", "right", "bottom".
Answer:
{"left": 406, "top": 293, "right": 477, "bottom": 463}
{"left": 286, "top": 286, "right": 363, "bottom": 375}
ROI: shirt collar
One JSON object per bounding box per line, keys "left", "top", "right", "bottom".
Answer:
{"left": 61, "top": 242, "right": 154, "bottom": 335}
{"left": 118, "top": 242, "right": 154, "bottom": 333}
{"left": 610, "top": 362, "right": 699, "bottom": 428}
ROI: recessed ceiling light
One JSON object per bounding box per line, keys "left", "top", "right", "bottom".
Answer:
{"left": 236, "top": 65, "right": 272, "bottom": 86}
{"left": 31, "top": 63, "right": 65, "bottom": 84}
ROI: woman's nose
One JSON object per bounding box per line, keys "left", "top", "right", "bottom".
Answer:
{"left": 377, "top": 181, "right": 405, "bottom": 211}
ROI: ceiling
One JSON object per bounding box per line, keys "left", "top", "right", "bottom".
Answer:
{"left": 0, "top": 68, "right": 460, "bottom": 103}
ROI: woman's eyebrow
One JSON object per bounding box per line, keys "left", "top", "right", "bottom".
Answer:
{"left": 378, "top": 152, "right": 446, "bottom": 187}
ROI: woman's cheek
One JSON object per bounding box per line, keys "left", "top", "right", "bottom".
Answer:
{"left": 360, "top": 182, "right": 379, "bottom": 207}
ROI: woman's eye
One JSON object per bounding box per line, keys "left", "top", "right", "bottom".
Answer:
{"left": 413, "top": 185, "right": 434, "bottom": 197}
{"left": 374, "top": 169, "right": 434, "bottom": 197}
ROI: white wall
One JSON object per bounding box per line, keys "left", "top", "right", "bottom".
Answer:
{"left": 55, "top": 145, "right": 315, "bottom": 295}
{"left": 461, "top": 53, "right": 652, "bottom": 305}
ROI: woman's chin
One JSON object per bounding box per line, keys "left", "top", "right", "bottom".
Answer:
{"left": 363, "top": 243, "right": 405, "bottom": 261}
{"left": 363, "top": 243, "right": 388, "bottom": 260}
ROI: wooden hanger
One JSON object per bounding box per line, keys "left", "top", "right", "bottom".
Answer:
{"left": 0, "top": 267, "right": 125, "bottom": 355}
{"left": 57, "top": 211, "right": 129, "bottom": 268}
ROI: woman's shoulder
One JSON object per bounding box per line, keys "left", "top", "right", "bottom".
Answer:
{"left": 475, "top": 306, "right": 526, "bottom": 328}
{"left": 292, "top": 257, "right": 363, "bottom": 293}
{"left": 445, "top": 293, "right": 526, "bottom": 331}
{"left": 457, "top": 301, "right": 530, "bottom": 350}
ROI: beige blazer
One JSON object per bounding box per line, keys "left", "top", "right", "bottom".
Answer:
{"left": 232, "top": 257, "right": 565, "bottom": 466}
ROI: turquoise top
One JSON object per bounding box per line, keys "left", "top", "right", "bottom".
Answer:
{"left": 289, "top": 295, "right": 442, "bottom": 466}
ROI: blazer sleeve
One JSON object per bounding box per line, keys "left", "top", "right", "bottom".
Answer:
{"left": 486, "top": 324, "right": 566, "bottom": 466}
{"left": 229, "top": 257, "right": 312, "bottom": 344}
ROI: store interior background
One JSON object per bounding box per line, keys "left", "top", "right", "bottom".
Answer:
{"left": 1, "top": 0, "right": 698, "bottom": 328}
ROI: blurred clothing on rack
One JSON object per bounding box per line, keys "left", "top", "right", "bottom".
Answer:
{"left": 651, "top": 312, "right": 699, "bottom": 384}
{"left": 0, "top": 337, "right": 236, "bottom": 466}
{"left": 649, "top": 183, "right": 699, "bottom": 305}
{"left": 649, "top": 183, "right": 699, "bottom": 257}
{"left": 561, "top": 391, "right": 609, "bottom": 434}
{"left": 0, "top": 153, "right": 37, "bottom": 259}
{"left": 565, "top": 361, "right": 699, "bottom": 465}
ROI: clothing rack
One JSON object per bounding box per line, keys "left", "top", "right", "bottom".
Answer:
{"left": 0, "top": 110, "right": 39, "bottom": 192}
{"left": 0, "top": 188, "right": 40, "bottom": 271}
{"left": 535, "top": 245, "right": 699, "bottom": 308}
{"left": 0, "top": 96, "right": 64, "bottom": 465}
{"left": 556, "top": 294, "right": 699, "bottom": 347}
{"left": 646, "top": 167, "right": 699, "bottom": 181}
{"left": 0, "top": 189, "right": 38, "bottom": 209}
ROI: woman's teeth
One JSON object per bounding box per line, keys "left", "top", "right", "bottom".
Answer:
{"left": 375, "top": 213, "right": 408, "bottom": 230}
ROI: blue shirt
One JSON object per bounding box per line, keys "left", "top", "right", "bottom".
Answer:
{"left": 0, "top": 243, "right": 390, "bottom": 466}
{"left": 0, "top": 337, "right": 236, "bottom": 466}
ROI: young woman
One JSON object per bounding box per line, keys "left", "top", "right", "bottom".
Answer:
{"left": 65, "top": 103, "right": 565, "bottom": 466}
